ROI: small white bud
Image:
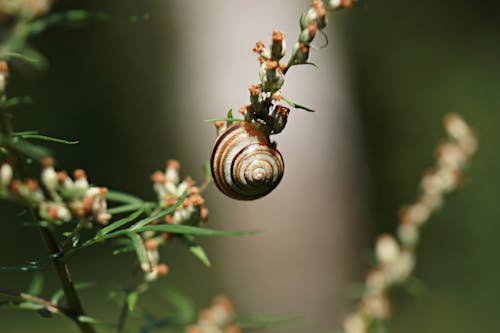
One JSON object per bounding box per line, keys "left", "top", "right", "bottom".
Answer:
{"left": 375, "top": 235, "right": 400, "bottom": 265}
{"left": 165, "top": 168, "right": 179, "bottom": 184}
{"left": 385, "top": 251, "right": 415, "bottom": 283}
{"left": 343, "top": 313, "right": 367, "bottom": 333}
{"left": 177, "top": 181, "right": 189, "bottom": 196}
{"left": 361, "top": 294, "right": 391, "bottom": 319}
{"left": 85, "top": 187, "right": 101, "bottom": 198}
{"left": 0, "top": 164, "right": 13, "bottom": 186}
{"left": 41, "top": 166, "right": 58, "bottom": 191}
{"left": 300, "top": 8, "right": 318, "bottom": 29}
{"left": 326, "top": 0, "right": 343, "bottom": 10}
{"left": 74, "top": 177, "right": 89, "bottom": 191}
{"left": 397, "top": 223, "right": 419, "bottom": 247}
{"left": 165, "top": 182, "right": 177, "bottom": 196}
{"left": 172, "top": 210, "right": 182, "bottom": 224}
{"left": 57, "top": 206, "right": 72, "bottom": 222}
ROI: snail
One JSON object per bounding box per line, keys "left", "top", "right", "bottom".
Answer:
{"left": 210, "top": 122, "right": 284, "bottom": 200}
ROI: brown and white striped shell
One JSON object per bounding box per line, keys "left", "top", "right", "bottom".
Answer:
{"left": 210, "top": 122, "right": 284, "bottom": 200}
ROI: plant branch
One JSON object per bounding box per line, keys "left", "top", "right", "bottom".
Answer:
{"left": 38, "top": 225, "right": 97, "bottom": 333}
{"left": 0, "top": 287, "right": 70, "bottom": 315}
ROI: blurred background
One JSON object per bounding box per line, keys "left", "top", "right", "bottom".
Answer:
{"left": 0, "top": 0, "right": 499, "bottom": 332}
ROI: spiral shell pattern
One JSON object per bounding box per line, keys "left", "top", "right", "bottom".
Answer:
{"left": 210, "top": 122, "right": 284, "bottom": 200}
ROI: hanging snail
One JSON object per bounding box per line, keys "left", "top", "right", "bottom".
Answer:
{"left": 210, "top": 122, "right": 284, "bottom": 200}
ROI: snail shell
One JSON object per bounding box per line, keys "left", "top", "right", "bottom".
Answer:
{"left": 210, "top": 122, "right": 284, "bottom": 200}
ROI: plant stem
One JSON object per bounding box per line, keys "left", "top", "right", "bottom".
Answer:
{"left": 116, "top": 299, "right": 129, "bottom": 333}
{"left": 0, "top": 287, "right": 70, "bottom": 315}
{"left": 38, "top": 225, "right": 97, "bottom": 333}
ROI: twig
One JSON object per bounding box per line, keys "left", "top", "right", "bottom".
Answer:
{"left": 39, "top": 225, "right": 97, "bottom": 333}
{"left": 0, "top": 287, "right": 70, "bottom": 316}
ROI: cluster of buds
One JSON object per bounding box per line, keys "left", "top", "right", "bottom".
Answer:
{"left": 220, "top": 1, "right": 355, "bottom": 138}
{"left": 186, "top": 295, "right": 242, "bottom": 333}
{"left": 0, "top": 0, "right": 53, "bottom": 19}
{"left": 343, "top": 114, "right": 477, "bottom": 333}
{"left": 142, "top": 160, "right": 209, "bottom": 281}
{"left": 0, "top": 158, "right": 111, "bottom": 225}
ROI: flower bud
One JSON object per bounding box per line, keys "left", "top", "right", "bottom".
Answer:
{"left": 343, "top": 313, "right": 367, "bottom": 333}
{"left": 375, "top": 234, "right": 400, "bottom": 265}
{"left": 326, "top": 0, "right": 343, "bottom": 10}
{"left": 271, "top": 30, "right": 286, "bottom": 60}
{"left": 0, "top": 163, "right": 13, "bottom": 187}
{"left": 271, "top": 105, "right": 289, "bottom": 134}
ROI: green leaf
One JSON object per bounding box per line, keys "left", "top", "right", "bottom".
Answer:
{"left": 30, "top": 10, "right": 149, "bottom": 36}
{"left": 179, "top": 235, "right": 211, "bottom": 267}
{"left": 0, "top": 264, "right": 49, "bottom": 271}
{"left": 107, "top": 203, "right": 147, "bottom": 215}
{"left": 202, "top": 161, "right": 212, "bottom": 180}
{"left": 131, "top": 225, "right": 260, "bottom": 237}
{"left": 27, "top": 273, "right": 44, "bottom": 296}
{"left": 127, "top": 233, "right": 149, "bottom": 272}
{"left": 281, "top": 97, "right": 316, "bottom": 112}
{"left": 293, "top": 61, "right": 318, "bottom": 68}
{"left": 8, "top": 138, "right": 51, "bottom": 160}
{"left": 129, "top": 191, "right": 188, "bottom": 230}
{"left": 226, "top": 109, "right": 234, "bottom": 126}
{"left": 0, "top": 96, "right": 34, "bottom": 109}
{"left": 77, "top": 315, "right": 101, "bottom": 324}
{"left": 113, "top": 245, "right": 135, "bottom": 255}
{"left": 97, "top": 208, "right": 144, "bottom": 237}
{"left": 30, "top": 10, "right": 107, "bottom": 35}
{"left": 106, "top": 190, "right": 144, "bottom": 204}
{"left": 0, "top": 300, "right": 45, "bottom": 311}
{"left": 127, "top": 291, "right": 139, "bottom": 311}
{"left": 50, "top": 282, "right": 94, "bottom": 305}
{"left": 18, "top": 133, "right": 79, "bottom": 145}
{"left": 161, "top": 288, "right": 195, "bottom": 324}
{"left": 13, "top": 47, "right": 49, "bottom": 70}
{"left": 204, "top": 117, "right": 244, "bottom": 123}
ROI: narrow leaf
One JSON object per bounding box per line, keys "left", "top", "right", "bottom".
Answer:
{"left": 106, "top": 190, "right": 144, "bottom": 204}
{"left": 204, "top": 117, "right": 244, "bottom": 123}
{"left": 127, "top": 233, "right": 150, "bottom": 272}
{"left": 127, "top": 291, "right": 139, "bottom": 311}
{"left": 202, "top": 161, "right": 212, "bottom": 180}
{"left": 113, "top": 246, "right": 135, "bottom": 255}
{"left": 19, "top": 134, "right": 79, "bottom": 145}
{"left": 161, "top": 288, "right": 195, "bottom": 324}
{"left": 27, "top": 273, "right": 44, "bottom": 296}
{"left": 107, "top": 203, "right": 145, "bottom": 215}
{"left": 8, "top": 138, "right": 51, "bottom": 160}
{"left": 97, "top": 208, "right": 144, "bottom": 237}
{"left": 129, "top": 191, "right": 187, "bottom": 230}
{"left": 281, "top": 97, "right": 316, "bottom": 112}
{"left": 50, "top": 282, "right": 94, "bottom": 305}
{"left": 132, "top": 225, "right": 261, "bottom": 237}
{"left": 179, "top": 235, "right": 211, "bottom": 267}
{"left": 0, "top": 96, "right": 34, "bottom": 109}
{"left": 0, "top": 264, "right": 49, "bottom": 271}
{"left": 13, "top": 47, "right": 49, "bottom": 70}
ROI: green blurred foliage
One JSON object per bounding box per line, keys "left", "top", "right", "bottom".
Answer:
{"left": 343, "top": 0, "right": 500, "bottom": 332}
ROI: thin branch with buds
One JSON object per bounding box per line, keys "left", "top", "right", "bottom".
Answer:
{"left": 342, "top": 114, "right": 478, "bottom": 333}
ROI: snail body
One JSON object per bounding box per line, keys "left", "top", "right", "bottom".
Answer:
{"left": 210, "top": 122, "right": 284, "bottom": 200}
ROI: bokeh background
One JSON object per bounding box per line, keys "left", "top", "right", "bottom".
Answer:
{"left": 0, "top": 0, "right": 499, "bottom": 332}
